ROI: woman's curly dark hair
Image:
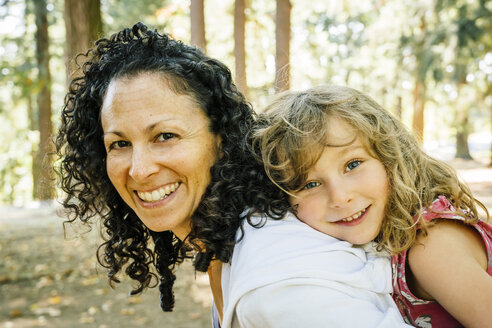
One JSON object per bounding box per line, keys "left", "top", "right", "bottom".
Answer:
{"left": 55, "top": 22, "right": 288, "bottom": 312}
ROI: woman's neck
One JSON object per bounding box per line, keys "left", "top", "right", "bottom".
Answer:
{"left": 208, "top": 260, "right": 223, "bottom": 324}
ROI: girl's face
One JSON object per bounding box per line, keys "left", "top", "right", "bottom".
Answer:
{"left": 288, "top": 117, "right": 389, "bottom": 245}
{"left": 101, "top": 73, "right": 221, "bottom": 240}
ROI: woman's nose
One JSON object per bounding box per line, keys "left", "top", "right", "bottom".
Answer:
{"left": 129, "top": 146, "right": 159, "bottom": 182}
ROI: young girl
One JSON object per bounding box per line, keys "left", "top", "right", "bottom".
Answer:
{"left": 252, "top": 85, "right": 492, "bottom": 328}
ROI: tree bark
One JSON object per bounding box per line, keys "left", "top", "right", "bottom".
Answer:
{"left": 234, "top": 0, "right": 248, "bottom": 98}
{"left": 395, "top": 95, "right": 402, "bottom": 120}
{"left": 412, "top": 80, "right": 425, "bottom": 144}
{"left": 275, "top": 0, "right": 291, "bottom": 92}
{"left": 190, "top": 0, "right": 206, "bottom": 52}
{"left": 489, "top": 88, "right": 492, "bottom": 167}
{"left": 455, "top": 83, "right": 473, "bottom": 159}
{"left": 64, "top": 0, "right": 102, "bottom": 84}
{"left": 87, "top": 0, "right": 102, "bottom": 43}
{"left": 34, "top": 0, "right": 54, "bottom": 200}
{"left": 455, "top": 126, "right": 472, "bottom": 159}
{"left": 27, "top": 92, "right": 39, "bottom": 199}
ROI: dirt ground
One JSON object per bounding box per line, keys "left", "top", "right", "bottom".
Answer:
{"left": 1, "top": 159, "right": 491, "bottom": 328}
{"left": 0, "top": 209, "right": 213, "bottom": 328}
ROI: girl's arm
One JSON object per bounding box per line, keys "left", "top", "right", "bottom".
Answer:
{"left": 408, "top": 220, "right": 492, "bottom": 328}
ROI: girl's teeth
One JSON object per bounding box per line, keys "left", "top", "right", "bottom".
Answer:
{"left": 137, "top": 183, "right": 179, "bottom": 202}
{"left": 342, "top": 208, "right": 366, "bottom": 222}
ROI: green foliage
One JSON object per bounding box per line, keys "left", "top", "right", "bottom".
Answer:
{"left": 102, "top": 0, "right": 172, "bottom": 33}
{"left": 0, "top": 0, "right": 491, "bottom": 204}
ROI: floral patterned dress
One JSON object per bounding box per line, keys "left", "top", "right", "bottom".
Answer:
{"left": 392, "top": 196, "right": 492, "bottom": 327}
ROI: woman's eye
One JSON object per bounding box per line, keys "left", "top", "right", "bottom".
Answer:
{"left": 303, "top": 181, "right": 320, "bottom": 190}
{"left": 109, "top": 140, "right": 129, "bottom": 150}
{"left": 156, "top": 132, "right": 176, "bottom": 141}
{"left": 345, "top": 160, "right": 361, "bottom": 172}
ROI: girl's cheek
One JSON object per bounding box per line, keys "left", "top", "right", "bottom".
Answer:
{"left": 296, "top": 203, "right": 312, "bottom": 221}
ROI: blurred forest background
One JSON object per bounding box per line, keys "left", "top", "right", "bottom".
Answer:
{"left": 0, "top": 1, "right": 491, "bottom": 327}
{"left": 0, "top": 0, "right": 491, "bottom": 206}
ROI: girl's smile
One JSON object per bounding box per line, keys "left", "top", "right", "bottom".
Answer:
{"left": 289, "top": 116, "right": 389, "bottom": 245}
{"left": 335, "top": 205, "right": 370, "bottom": 226}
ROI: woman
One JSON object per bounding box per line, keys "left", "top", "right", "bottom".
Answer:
{"left": 56, "top": 23, "right": 409, "bottom": 327}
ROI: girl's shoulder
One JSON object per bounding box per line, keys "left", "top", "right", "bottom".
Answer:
{"left": 392, "top": 196, "right": 492, "bottom": 327}
{"left": 418, "top": 196, "right": 492, "bottom": 270}
{"left": 420, "top": 195, "right": 468, "bottom": 222}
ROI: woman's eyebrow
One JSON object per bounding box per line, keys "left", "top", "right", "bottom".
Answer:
{"left": 103, "top": 131, "right": 124, "bottom": 137}
{"left": 144, "top": 122, "right": 159, "bottom": 134}
{"left": 103, "top": 119, "right": 176, "bottom": 137}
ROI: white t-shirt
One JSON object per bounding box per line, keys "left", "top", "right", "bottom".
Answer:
{"left": 219, "top": 212, "right": 410, "bottom": 328}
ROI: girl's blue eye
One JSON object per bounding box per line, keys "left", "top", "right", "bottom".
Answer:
{"left": 157, "top": 132, "right": 175, "bottom": 141}
{"left": 303, "top": 181, "right": 320, "bottom": 190}
{"left": 346, "top": 160, "right": 361, "bottom": 172}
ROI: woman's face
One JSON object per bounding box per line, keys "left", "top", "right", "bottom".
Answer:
{"left": 101, "top": 73, "right": 221, "bottom": 240}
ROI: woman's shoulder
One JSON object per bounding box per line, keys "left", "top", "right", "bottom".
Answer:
{"left": 222, "top": 212, "right": 398, "bottom": 328}
{"left": 226, "top": 211, "right": 391, "bottom": 290}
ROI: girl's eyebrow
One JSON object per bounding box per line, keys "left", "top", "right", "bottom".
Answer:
{"left": 338, "top": 143, "right": 365, "bottom": 156}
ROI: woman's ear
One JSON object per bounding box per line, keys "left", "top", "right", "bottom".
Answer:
{"left": 215, "top": 134, "right": 223, "bottom": 159}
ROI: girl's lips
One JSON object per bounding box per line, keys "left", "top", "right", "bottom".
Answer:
{"left": 335, "top": 205, "right": 371, "bottom": 226}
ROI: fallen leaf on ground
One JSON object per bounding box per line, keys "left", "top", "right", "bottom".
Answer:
{"left": 120, "top": 308, "right": 135, "bottom": 315}
{"left": 11, "top": 309, "right": 21, "bottom": 317}
{"left": 48, "top": 296, "right": 61, "bottom": 305}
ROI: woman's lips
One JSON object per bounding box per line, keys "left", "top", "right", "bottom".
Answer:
{"left": 135, "top": 182, "right": 180, "bottom": 206}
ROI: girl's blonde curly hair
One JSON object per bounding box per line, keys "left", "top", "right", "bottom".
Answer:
{"left": 252, "top": 85, "right": 489, "bottom": 254}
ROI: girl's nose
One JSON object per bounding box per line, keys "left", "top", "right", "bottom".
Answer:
{"left": 326, "top": 178, "right": 353, "bottom": 208}
{"left": 129, "top": 147, "right": 159, "bottom": 182}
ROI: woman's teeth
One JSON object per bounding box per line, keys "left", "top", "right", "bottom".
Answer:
{"left": 341, "top": 208, "right": 367, "bottom": 222}
{"left": 137, "top": 183, "right": 179, "bottom": 202}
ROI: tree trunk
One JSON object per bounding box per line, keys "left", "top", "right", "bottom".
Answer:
{"left": 412, "top": 80, "right": 425, "bottom": 144}
{"left": 24, "top": 2, "right": 39, "bottom": 199}
{"left": 454, "top": 83, "right": 473, "bottom": 159}
{"left": 64, "top": 0, "right": 102, "bottom": 84}
{"left": 455, "top": 126, "right": 472, "bottom": 159}
{"left": 34, "top": 0, "right": 54, "bottom": 200}
{"left": 395, "top": 95, "right": 402, "bottom": 120}
{"left": 275, "top": 0, "right": 291, "bottom": 92}
{"left": 190, "top": 0, "right": 206, "bottom": 52}
{"left": 234, "top": 0, "right": 248, "bottom": 99}
{"left": 87, "top": 0, "right": 102, "bottom": 43}
{"left": 27, "top": 93, "right": 39, "bottom": 199}
{"left": 489, "top": 88, "right": 492, "bottom": 167}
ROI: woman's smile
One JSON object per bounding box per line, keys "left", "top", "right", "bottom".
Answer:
{"left": 135, "top": 182, "right": 180, "bottom": 203}
{"left": 101, "top": 72, "right": 221, "bottom": 239}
